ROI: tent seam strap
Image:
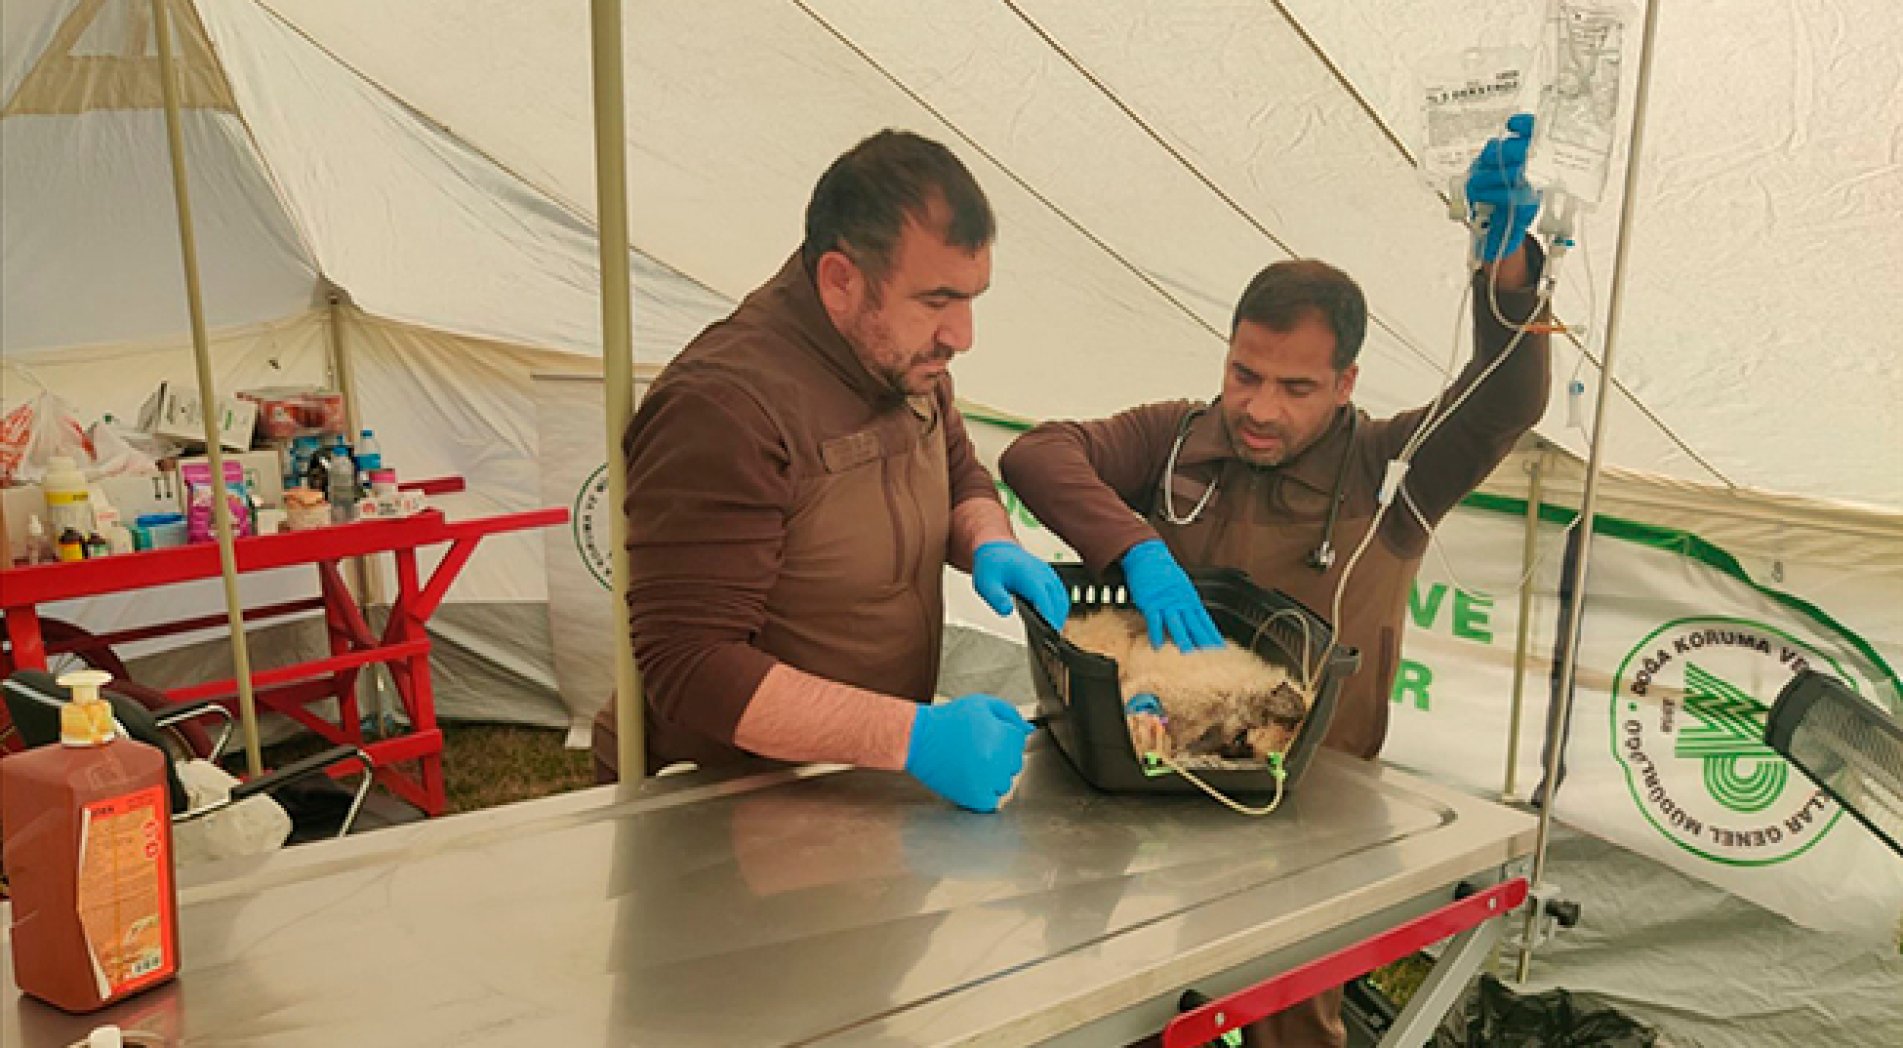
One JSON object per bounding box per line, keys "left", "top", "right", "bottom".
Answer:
{"left": 789, "top": 0, "right": 1225, "bottom": 343}
{"left": 998, "top": 0, "right": 1440, "bottom": 373}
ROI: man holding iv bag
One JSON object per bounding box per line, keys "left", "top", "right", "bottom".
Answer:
{"left": 1002, "top": 115, "right": 1552, "bottom": 1045}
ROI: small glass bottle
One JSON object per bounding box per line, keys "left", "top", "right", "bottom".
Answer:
{"left": 56, "top": 526, "right": 86, "bottom": 563}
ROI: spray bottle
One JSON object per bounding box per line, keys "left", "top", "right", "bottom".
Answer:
{"left": 1, "top": 670, "right": 180, "bottom": 1012}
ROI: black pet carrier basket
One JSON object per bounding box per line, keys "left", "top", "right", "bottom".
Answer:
{"left": 1019, "top": 563, "right": 1360, "bottom": 795}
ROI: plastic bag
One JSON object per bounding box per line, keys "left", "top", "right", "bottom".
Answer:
{"left": 1417, "top": 47, "right": 1532, "bottom": 197}
{"left": 0, "top": 391, "right": 94, "bottom": 486}
{"left": 1434, "top": 973, "right": 1657, "bottom": 1047}
{"left": 171, "top": 759, "right": 293, "bottom": 865}
{"left": 180, "top": 459, "right": 252, "bottom": 542}
{"left": 1525, "top": 0, "right": 1633, "bottom": 206}
{"left": 87, "top": 419, "right": 174, "bottom": 479}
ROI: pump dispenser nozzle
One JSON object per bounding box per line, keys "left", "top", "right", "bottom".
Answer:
{"left": 57, "top": 669, "right": 116, "bottom": 747}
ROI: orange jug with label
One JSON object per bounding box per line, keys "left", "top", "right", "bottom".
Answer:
{"left": 1, "top": 670, "right": 179, "bottom": 1012}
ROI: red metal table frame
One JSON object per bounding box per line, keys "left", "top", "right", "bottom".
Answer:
{"left": 0, "top": 505, "right": 567, "bottom": 816}
{"left": 1159, "top": 878, "right": 1530, "bottom": 1048}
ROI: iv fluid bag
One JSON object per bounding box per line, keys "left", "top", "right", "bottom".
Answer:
{"left": 1418, "top": 48, "right": 1530, "bottom": 194}
{"left": 1526, "top": 0, "right": 1632, "bottom": 206}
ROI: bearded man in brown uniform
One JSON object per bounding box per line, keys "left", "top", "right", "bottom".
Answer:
{"left": 999, "top": 116, "right": 1551, "bottom": 1045}
{"left": 619, "top": 131, "right": 1069, "bottom": 813}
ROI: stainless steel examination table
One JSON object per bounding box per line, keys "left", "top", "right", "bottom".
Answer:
{"left": 3, "top": 740, "right": 1535, "bottom": 1047}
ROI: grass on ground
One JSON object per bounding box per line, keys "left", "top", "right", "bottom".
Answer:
{"left": 257, "top": 721, "right": 595, "bottom": 816}
{"left": 437, "top": 723, "right": 596, "bottom": 814}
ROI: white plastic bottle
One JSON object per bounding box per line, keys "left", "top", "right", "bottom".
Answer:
{"left": 41, "top": 456, "right": 92, "bottom": 536}
{"left": 327, "top": 440, "right": 358, "bottom": 523}
{"left": 26, "top": 515, "right": 52, "bottom": 564}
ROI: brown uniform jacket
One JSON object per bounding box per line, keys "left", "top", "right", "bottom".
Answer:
{"left": 623, "top": 253, "right": 1003, "bottom": 771}
{"left": 1001, "top": 263, "right": 1550, "bottom": 759}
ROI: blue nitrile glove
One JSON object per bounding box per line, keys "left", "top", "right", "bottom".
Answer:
{"left": 972, "top": 541, "right": 1070, "bottom": 630}
{"left": 905, "top": 694, "right": 1036, "bottom": 813}
{"left": 1464, "top": 113, "right": 1541, "bottom": 262}
{"left": 1120, "top": 539, "right": 1225, "bottom": 652}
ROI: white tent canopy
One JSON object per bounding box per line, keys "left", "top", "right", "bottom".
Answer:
{"left": 182, "top": 0, "right": 1903, "bottom": 511}
{"left": 12, "top": 1, "right": 1901, "bottom": 510}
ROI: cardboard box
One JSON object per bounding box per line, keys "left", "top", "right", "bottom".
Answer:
{"left": 94, "top": 470, "right": 185, "bottom": 521}
{"left": 239, "top": 386, "right": 348, "bottom": 440}
{"left": 2, "top": 483, "right": 55, "bottom": 561}
{"left": 137, "top": 381, "right": 257, "bottom": 452}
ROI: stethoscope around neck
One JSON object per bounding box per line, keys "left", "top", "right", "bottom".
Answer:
{"left": 1157, "top": 401, "right": 1357, "bottom": 572}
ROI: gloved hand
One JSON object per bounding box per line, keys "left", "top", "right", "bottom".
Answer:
{"left": 1464, "top": 113, "right": 1540, "bottom": 262}
{"left": 972, "top": 541, "right": 1070, "bottom": 630}
{"left": 905, "top": 694, "right": 1035, "bottom": 813}
{"left": 1120, "top": 539, "right": 1225, "bottom": 652}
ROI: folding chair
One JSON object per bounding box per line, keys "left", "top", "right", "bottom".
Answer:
{"left": 2, "top": 670, "right": 374, "bottom": 838}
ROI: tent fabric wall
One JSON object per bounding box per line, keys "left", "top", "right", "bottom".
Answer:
{"left": 1, "top": 107, "right": 316, "bottom": 351}
{"left": 251, "top": 0, "right": 1903, "bottom": 510}
{"left": 2, "top": 0, "right": 731, "bottom": 725}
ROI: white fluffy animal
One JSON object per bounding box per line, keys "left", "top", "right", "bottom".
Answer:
{"left": 1062, "top": 608, "right": 1310, "bottom": 764}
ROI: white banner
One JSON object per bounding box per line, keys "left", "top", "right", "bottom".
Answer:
{"left": 1384, "top": 493, "right": 1903, "bottom": 945}
{"left": 1379, "top": 500, "right": 1567, "bottom": 801}
{"left": 532, "top": 372, "right": 649, "bottom": 747}
{"left": 1552, "top": 519, "right": 1903, "bottom": 944}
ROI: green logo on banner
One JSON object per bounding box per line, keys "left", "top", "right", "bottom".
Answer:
{"left": 1611, "top": 617, "right": 1850, "bottom": 867}
{"left": 1675, "top": 664, "right": 1787, "bottom": 813}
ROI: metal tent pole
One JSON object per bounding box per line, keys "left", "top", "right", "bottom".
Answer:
{"left": 1503, "top": 445, "right": 1548, "bottom": 802}
{"left": 324, "top": 292, "right": 393, "bottom": 734}
{"left": 151, "top": 0, "right": 263, "bottom": 776}
{"left": 1516, "top": 0, "right": 1665, "bottom": 981}
{"left": 589, "top": 0, "right": 646, "bottom": 780}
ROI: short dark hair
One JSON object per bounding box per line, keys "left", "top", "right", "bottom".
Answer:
{"left": 801, "top": 130, "right": 995, "bottom": 287}
{"left": 1230, "top": 260, "right": 1368, "bottom": 370}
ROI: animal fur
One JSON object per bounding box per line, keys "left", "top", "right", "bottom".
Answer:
{"left": 1062, "top": 608, "right": 1310, "bottom": 764}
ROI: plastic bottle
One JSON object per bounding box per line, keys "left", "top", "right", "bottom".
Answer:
{"left": 289, "top": 434, "right": 319, "bottom": 491}
{"left": 356, "top": 429, "right": 382, "bottom": 471}
{"left": 85, "top": 531, "right": 110, "bottom": 559}
{"left": 327, "top": 439, "right": 358, "bottom": 524}
{"left": 26, "top": 515, "right": 52, "bottom": 564}
{"left": 0, "top": 669, "right": 180, "bottom": 1012}
{"left": 242, "top": 468, "right": 263, "bottom": 538}
{"left": 355, "top": 429, "right": 383, "bottom": 495}
{"left": 303, "top": 447, "right": 327, "bottom": 495}
{"left": 89, "top": 487, "right": 121, "bottom": 535}
{"left": 42, "top": 455, "right": 92, "bottom": 536}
